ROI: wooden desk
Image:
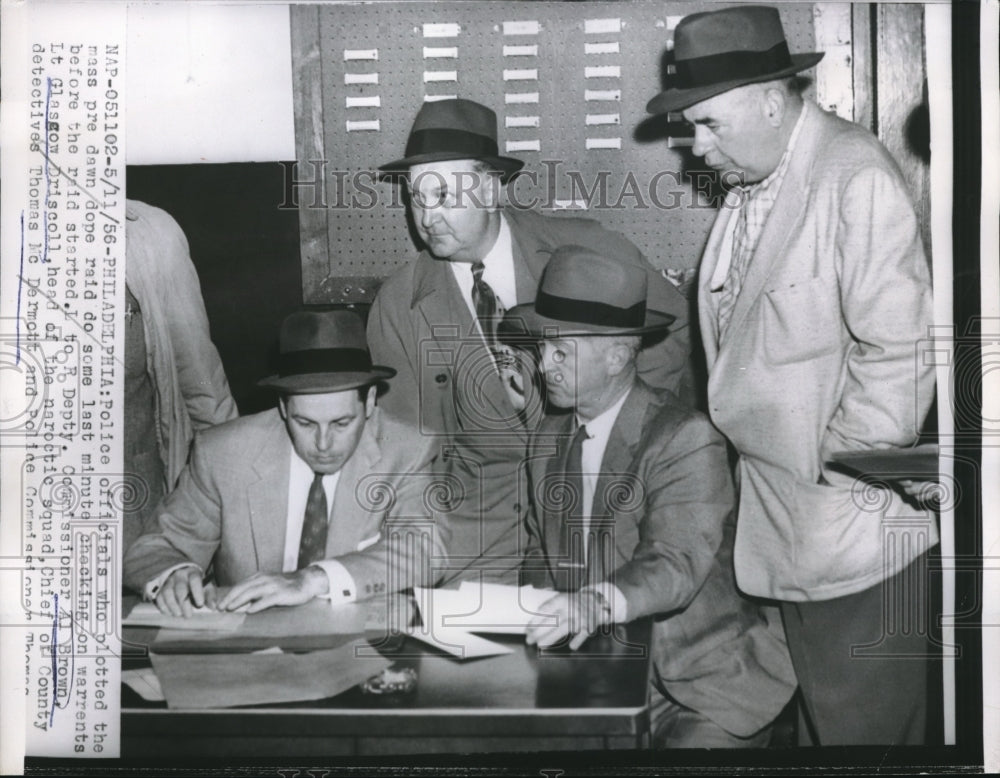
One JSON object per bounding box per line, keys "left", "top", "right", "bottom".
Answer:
{"left": 122, "top": 622, "right": 652, "bottom": 757}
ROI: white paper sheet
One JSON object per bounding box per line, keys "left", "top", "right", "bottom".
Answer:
{"left": 405, "top": 626, "right": 514, "bottom": 659}
{"left": 121, "top": 668, "right": 165, "bottom": 703}
{"left": 413, "top": 582, "right": 558, "bottom": 635}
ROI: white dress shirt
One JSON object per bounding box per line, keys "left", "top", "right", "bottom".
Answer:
{"left": 283, "top": 447, "right": 362, "bottom": 604}
{"left": 448, "top": 213, "right": 518, "bottom": 321}
{"left": 708, "top": 102, "right": 807, "bottom": 292}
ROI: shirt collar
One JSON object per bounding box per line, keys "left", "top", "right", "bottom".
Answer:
{"left": 576, "top": 385, "right": 632, "bottom": 443}
{"left": 289, "top": 444, "right": 340, "bottom": 483}
{"left": 747, "top": 101, "right": 807, "bottom": 195}
{"left": 447, "top": 213, "right": 517, "bottom": 311}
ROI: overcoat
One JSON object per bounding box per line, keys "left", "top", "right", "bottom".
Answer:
{"left": 697, "top": 102, "right": 936, "bottom": 600}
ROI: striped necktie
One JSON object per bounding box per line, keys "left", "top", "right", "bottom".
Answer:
{"left": 471, "top": 261, "right": 502, "bottom": 346}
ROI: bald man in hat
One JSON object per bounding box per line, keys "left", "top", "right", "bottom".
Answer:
{"left": 124, "top": 310, "right": 447, "bottom": 616}
{"left": 646, "top": 5, "right": 936, "bottom": 744}
{"left": 368, "top": 98, "right": 693, "bottom": 586}
{"left": 509, "top": 246, "right": 795, "bottom": 747}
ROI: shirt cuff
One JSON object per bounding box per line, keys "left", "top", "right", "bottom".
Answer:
{"left": 584, "top": 582, "right": 629, "bottom": 624}
{"left": 312, "top": 559, "right": 358, "bottom": 605}
{"left": 145, "top": 563, "right": 201, "bottom": 601}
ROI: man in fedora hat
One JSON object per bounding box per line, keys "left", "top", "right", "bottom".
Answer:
{"left": 646, "top": 5, "right": 936, "bottom": 744}
{"left": 368, "top": 97, "right": 693, "bottom": 585}
{"left": 509, "top": 246, "right": 795, "bottom": 747}
{"left": 124, "top": 310, "right": 447, "bottom": 616}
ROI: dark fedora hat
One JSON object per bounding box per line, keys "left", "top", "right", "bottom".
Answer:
{"left": 258, "top": 310, "right": 395, "bottom": 394}
{"left": 646, "top": 5, "right": 824, "bottom": 115}
{"left": 379, "top": 98, "right": 524, "bottom": 180}
{"left": 504, "top": 245, "right": 674, "bottom": 339}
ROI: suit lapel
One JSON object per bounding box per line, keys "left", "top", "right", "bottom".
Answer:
{"left": 539, "top": 414, "right": 575, "bottom": 585}
{"left": 327, "top": 411, "right": 382, "bottom": 557}
{"left": 721, "top": 102, "right": 822, "bottom": 347}
{"left": 697, "top": 192, "right": 740, "bottom": 368}
{"left": 246, "top": 411, "right": 292, "bottom": 574}
{"left": 589, "top": 382, "right": 657, "bottom": 582}
{"left": 411, "top": 249, "right": 526, "bottom": 438}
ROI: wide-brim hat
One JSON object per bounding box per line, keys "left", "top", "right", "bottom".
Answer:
{"left": 258, "top": 309, "right": 395, "bottom": 394}
{"left": 646, "top": 5, "right": 824, "bottom": 115}
{"left": 504, "top": 245, "right": 674, "bottom": 339}
{"left": 379, "top": 98, "right": 524, "bottom": 180}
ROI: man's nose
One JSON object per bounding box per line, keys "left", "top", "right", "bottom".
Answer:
{"left": 315, "top": 426, "right": 334, "bottom": 452}
{"left": 418, "top": 202, "right": 438, "bottom": 229}
{"left": 691, "top": 126, "right": 712, "bottom": 157}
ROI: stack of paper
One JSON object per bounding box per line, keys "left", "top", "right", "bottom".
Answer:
{"left": 407, "top": 583, "right": 558, "bottom": 659}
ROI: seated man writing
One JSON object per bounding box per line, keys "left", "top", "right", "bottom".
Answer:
{"left": 124, "top": 309, "right": 447, "bottom": 616}
{"left": 507, "top": 246, "right": 795, "bottom": 748}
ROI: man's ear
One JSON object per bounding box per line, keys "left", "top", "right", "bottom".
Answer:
{"left": 763, "top": 85, "right": 788, "bottom": 128}
{"left": 277, "top": 395, "right": 288, "bottom": 420}
{"left": 364, "top": 385, "right": 377, "bottom": 418}
{"left": 605, "top": 342, "right": 630, "bottom": 377}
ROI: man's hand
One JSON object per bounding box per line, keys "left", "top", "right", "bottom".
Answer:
{"left": 525, "top": 590, "right": 608, "bottom": 651}
{"left": 897, "top": 478, "right": 941, "bottom": 507}
{"left": 495, "top": 343, "right": 542, "bottom": 415}
{"left": 216, "top": 566, "right": 329, "bottom": 614}
{"left": 155, "top": 567, "right": 218, "bottom": 618}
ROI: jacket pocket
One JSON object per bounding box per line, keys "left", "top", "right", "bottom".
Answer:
{"left": 761, "top": 276, "right": 842, "bottom": 365}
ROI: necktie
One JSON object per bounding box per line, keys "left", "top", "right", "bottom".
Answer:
{"left": 557, "top": 424, "right": 589, "bottom": 591}
{"left": 297, "top": 471, "right": 328, "bottom": 569}
{"left": 716, "top": 189, "right": 754, "bottom": 340}
{"left": 471, "top": 261, "right": 501, "bottom": 346}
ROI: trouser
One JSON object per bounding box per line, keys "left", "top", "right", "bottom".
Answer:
{"left": 780, "top": 554, "right": 933, "bottom": 746}
{"left": 649, "top": 683, "right": 773, "bottom": 748}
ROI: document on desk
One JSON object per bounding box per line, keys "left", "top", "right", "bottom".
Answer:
{"left": 404, "top": 626, "right": 515, "bottom": 659}
{"left": 414, "top": 582, "right": 559, "bottom": 635}
{"left": 150, "top": 639, "right": 391, "bottom": 708}
{"left": 151, "top": 600, "right": 369, "bottom": 653}
{"left": 122, "top": 603, "right": 247, "bottom": 632}
{"left": 404, "top": 583, "right": 560, "bottom": 659}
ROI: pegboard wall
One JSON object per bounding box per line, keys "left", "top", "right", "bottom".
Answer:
{"left": 292, "top": 1, "right": 820, "bottom": 304}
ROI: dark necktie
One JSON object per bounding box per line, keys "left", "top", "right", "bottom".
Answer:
{"left": 557, "top": 424, "right": 589, "bottom": 591}
{"left": 297, "top": 471, "right": 328, "bottom": 569}
{"left": 471, "top": 261, "right": 501, "bottom": 346}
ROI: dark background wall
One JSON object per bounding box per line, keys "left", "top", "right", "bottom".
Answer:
{"left": 126, "top": 163, "right": 303, "bottom": 415}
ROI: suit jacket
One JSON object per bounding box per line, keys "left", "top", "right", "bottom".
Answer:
{"left": 123, "top": 407, "right": 447, "bottom": 599}
{"left": 697, "top": 101, "right": 936, "bottom": 600}
{"left": 523, "top": 381, "right": 796, "bottom": 737}
{"left": 367, "top": 207, "right": 692, "bottom": 582}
